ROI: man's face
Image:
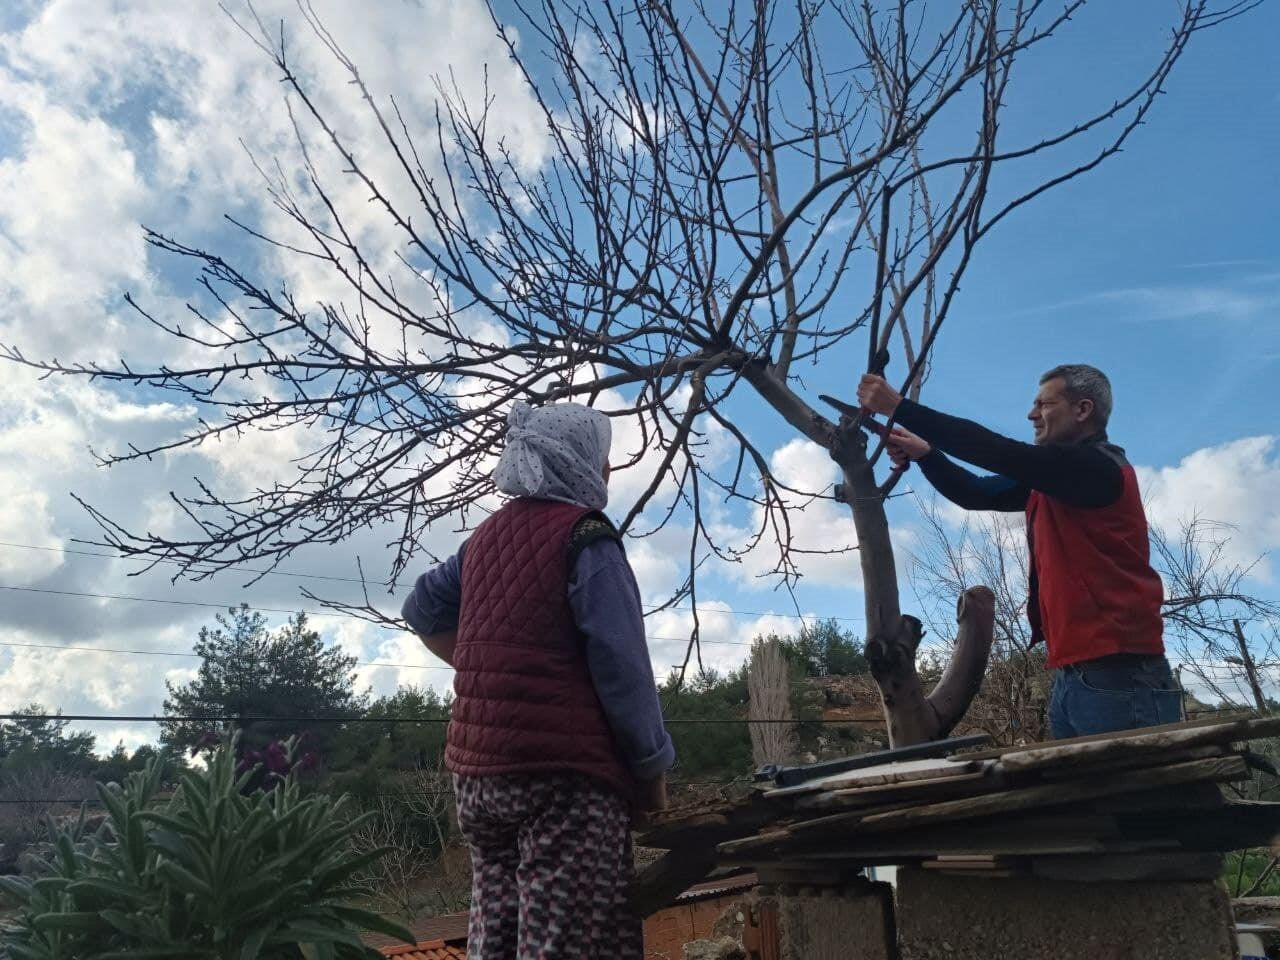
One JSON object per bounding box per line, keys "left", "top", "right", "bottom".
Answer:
{"left": 1028, "top": 377, "right": 1092, "bottom": 445}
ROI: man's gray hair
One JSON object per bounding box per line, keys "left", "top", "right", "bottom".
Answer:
{"left": 1040, "top": 364, "right": 1113, "bottom": 427}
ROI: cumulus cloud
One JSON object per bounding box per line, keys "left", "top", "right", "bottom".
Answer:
{"left": 1138, "top": 435, "right": 1280, "bottom": 581}
{"left": 711, "top": 437, "right": 862, "bottom": 590}
{"left": 0, "top": 0, "right": 552, "bottom": 750}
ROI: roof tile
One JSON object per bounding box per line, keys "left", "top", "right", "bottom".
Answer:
{"left": 379, "top": 938, "right": 467, "bottom": 960}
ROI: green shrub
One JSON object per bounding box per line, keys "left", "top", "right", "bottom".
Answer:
{"left": 0, "top": 738, "right": 412, "bottom": 959}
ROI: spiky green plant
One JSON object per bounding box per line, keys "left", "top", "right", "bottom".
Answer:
{"left": 0, "top": 737, "right": 413, "bottom": 959}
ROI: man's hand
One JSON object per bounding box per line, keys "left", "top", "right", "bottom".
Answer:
{"left": 857, "top": 374, "right": 902, "bottom": 417}
{"left": 887, "top": 426, "right": 931, "bottom": 470}
{"left": 634, "top": 772, "right": 668, "bottom": 825}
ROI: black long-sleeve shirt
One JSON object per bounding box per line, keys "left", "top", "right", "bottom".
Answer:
{"left": 894, "top": 399, "right": 1124, "bottom": 512}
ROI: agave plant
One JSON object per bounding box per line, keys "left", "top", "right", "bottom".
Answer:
{"left": 0, "top": 737, "right": 413, "bottom": 959}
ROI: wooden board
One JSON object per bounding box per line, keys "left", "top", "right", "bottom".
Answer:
{"left": 1088, "top": 782, "right": 1225, "bottom": 813}
{"left": 721, "top": 834, "right": 1172, "bottom": 867}
{"left": 994, "top": 727, "right": 1252, "bottom": 774}
{"left": 630, "top": 847, "right": 719, "bottom": 917}
{"left": 854, "top": 755, "right": 1248, "bottom": 832}
{"left": 763, "top": 756, "right": 986, "bottom": 798}
{"left": 1028, "top": 852, "right": 1224, "bottom": 883}
{"left": 791, "top": 769, "right": 998, "bottom": 813}
{"left": 636, "top": 794, "right": 782, "bottom": 849}
{"left": 1032, "top": 744, "right": 1228, "bottom": 781}
{"left": 1110, "top": 799, "right": 1280, "bottom": 852}
{"left": 955, "top": 714, "right": 1279, "bottom": 763}
{"left": 718, "top": 812, "right": 1132, "bottom": 863}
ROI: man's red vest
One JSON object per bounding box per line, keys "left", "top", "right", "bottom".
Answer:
{"left": 446, "top": 497, "right": 633, "bottom": 799}
{"left": 1026, "top": 453, "right": 1164, "bottom": 668}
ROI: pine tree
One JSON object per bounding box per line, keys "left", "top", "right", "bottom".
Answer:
{"left": 162, "top": 605, "right": 364, "bottom": 761}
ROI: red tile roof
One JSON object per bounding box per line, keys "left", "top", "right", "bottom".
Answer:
{"left": 365, "top": 913, "right": 470, "bottom": 951}
{"left": 673, "top": 871, "right": 758, "bottom": 903}
{"left": 380, "top": 938, "right": 467, "bottom": 960}
{"left": 369, "top": 871, "right": 758, "bottom": 953}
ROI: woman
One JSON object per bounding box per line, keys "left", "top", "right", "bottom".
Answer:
{"left": 402, "top": 401, "right": 675, "bottom": 960}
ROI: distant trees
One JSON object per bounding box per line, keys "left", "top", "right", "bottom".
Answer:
{"left": 161, "top": 605, "right": 364, "bottom": 760}
{"left": 0, "top": 705, "right": 97, "bottom": 777}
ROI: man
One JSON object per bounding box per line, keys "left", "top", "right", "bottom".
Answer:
{"left": 856, "top": 364, "right": 1181, "bottom": 739}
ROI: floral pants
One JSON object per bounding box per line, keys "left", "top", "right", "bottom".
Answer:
{"left": 454, "top": 773, "right": 643, "bottom": 960}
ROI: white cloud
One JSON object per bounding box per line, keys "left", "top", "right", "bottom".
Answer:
{"left": 1138, "top": 435, "right": 1280, "bottom": 581}
{"left": 714, "top": 437, "right": 861, "bottom": 590}
{"left": 644, "top": 601, "right": 822, "bottom": 678}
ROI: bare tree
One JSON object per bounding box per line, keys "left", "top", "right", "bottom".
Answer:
{"left": 1155, "top": 518, "right": 1280, "bottom": 712}
{"left": 747, "top": 638, "right": 796, "bottom": 768}
{"left": 4, "top": 1, "right": 1255, "bottom": 743}
{"left": 910, "top": 501, "right": 1280, "bottom": 743}
{"left": 0, "top": 768, "right": 95, "bottom": 875}
{"left": 349, "top": 758, "right": 470, "bottom": 921}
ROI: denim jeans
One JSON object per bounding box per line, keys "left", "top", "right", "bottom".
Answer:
{"left": 1048, "top": 653, "right": 1183, "bottom": 740}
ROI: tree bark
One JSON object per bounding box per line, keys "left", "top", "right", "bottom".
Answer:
{"left": 833, "top": 425, "right": 995, "bottom": 746}
{"left": 1233, "top": 619, "right": 1268, "bottom": 715}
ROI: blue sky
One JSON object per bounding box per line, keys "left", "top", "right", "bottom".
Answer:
{"left": 0, "top": 1, "right": 1276, "bottom": 750}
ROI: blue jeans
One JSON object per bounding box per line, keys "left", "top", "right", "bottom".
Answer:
{"left": 1048, "top": 654, "right": 1183, "bottom": 740}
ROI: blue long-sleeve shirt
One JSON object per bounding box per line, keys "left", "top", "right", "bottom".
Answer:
{"left": 402, "top": 538, "right": 675, "bottom": 781}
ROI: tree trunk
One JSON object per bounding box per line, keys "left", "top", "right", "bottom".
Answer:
{"left": 833, "top": 428, "right": 995, "bottom": 746}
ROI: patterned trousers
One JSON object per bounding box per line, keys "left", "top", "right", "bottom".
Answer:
{"left": 454, "top": 773, "right": 643, "bottom": 960}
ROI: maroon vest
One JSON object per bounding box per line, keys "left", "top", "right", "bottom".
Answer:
{"left": 446, "top": 498, "right": 633, "bottom": 798}
{"left": 1026, "top": 461, "right": 1164, "bottom": 668}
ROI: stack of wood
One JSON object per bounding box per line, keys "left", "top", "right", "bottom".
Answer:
{"left": 634, "top": 716, "right": 1280, "bottom": 914}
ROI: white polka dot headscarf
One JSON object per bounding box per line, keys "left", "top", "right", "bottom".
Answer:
{"left": 492, "top": 401, "right": 611, "bottom": 510}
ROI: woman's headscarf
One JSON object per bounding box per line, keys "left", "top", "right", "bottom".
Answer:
{"left": 492, "top": 401, "right": 612, "bottom": 510}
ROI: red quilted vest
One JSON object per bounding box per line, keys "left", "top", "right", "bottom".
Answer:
{"left": 445, "top": 497, "right": 633, "bottom": 799}
{"left": 1026, "top": 461, "right": 1164, "bottom": 668}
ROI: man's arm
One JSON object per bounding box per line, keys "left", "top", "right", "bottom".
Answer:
{"left": 916, "top": 449, "right": 1030, "bottom": 512}
{"left": 401, "top": 544, "right": 465, "bottom": 666}
{"left": 895, "top": 399, "right": 1122, "bottom": 508}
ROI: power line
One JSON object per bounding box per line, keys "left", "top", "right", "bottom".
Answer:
{"left": 0, "top": 712, "right": 864, "bottom": 726}
{"left": 0, "top": 583, "right": 764, "bottom": 647}
{"left": 0, "top": 638, "right": 454, "bottom": 672}
{"left": 0, "top": 540, "right": 863, "bottom": 625}
{"left": 0, "top": 776, "right": 756, "bottom": 806}
{"left": 0, "top": 638, "right": 675, "bottom": 684}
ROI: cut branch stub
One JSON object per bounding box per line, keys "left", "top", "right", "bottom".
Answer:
{"left": 867, "top": 586, "right": 995, "bottom": 747}
{"left": 927, "top": 585, "right": 997, "bottom": 738}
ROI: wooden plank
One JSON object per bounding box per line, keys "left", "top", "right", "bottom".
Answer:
{"left": 1088, "top": 782, "right": 1225, "bottom": 813}
{"left": 721, "top": 835, "right": 1171, "bottom": 867}
{"left": 629, "top": 847, "right": 719, "bottom": 918}
{"left": 855, "top": 755, "right": 1248, "bottom": 831}
{"left": 763, "top": 756, "right": 985, "bottom": 798}
{"left": 1033, "top": 744, "right": 1228, "bottom": 781}
{"left": 754, "top": 863, "right": 863, "bottom": 886}
{"left": 719, "top": 812, "right": 1129, "bottom": 862}
{"left": 955, "top": 714, "right": 1277, "bottom": 763}
{"left": 790, "top": 768, "right": 1001, "bottom": 814}
{"left": 761, "top": 733, "right": 990, "bottom": 787}
{"left": 994, "top": 726, "right": 1251, "bottom": 774}
{"left": 785, "top": 777, "right": 1027, "bottom": 839}
{"left": 1028, "top": 852, "right": 1223, "bottom": 883}
{"left": 1110, "top": 799, "right": 1280, "bottom": 852}
{"left": 636, "top": 795, "right": 782, "bottom": 849}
